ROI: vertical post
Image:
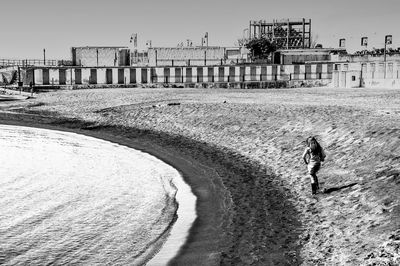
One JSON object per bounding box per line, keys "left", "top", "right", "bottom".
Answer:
{"left": 155, "top": 50, "right": 158, "bottom": 66}
{"left": 384, "top": 41, "right": 387, "bottom": 63}
{"left": 249, "top": 21, "right": 251, "bottom": 39}
{"left": 43, "top": 49, "right": 46, "bottom": 65}
{"left": 204, "top": 50, "right": 207, "bottom": 66}
{"left": 18, "top": 66, "right": 21, "bottom": 94}
{"left": 309, "top": 19, "right": 312, "bottom": 48}
{"left": 384, "top": 41, "right": 387, "bottom": 79}
{"left": 96, "top": 49, "right": 99, "bottom": 66}
{"left": 287, "top": 19, "right": 290, "bottom": 49}
{"left": 302, "top": 18, "right": 305, "bottom": 49}
{"left": 18, "top": 66, "right": 21, "bottom": 83}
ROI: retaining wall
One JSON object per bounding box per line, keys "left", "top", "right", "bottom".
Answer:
{"left": 23, "top": 63, "right": 333, "bottom": 87}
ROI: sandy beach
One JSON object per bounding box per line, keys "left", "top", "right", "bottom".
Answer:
{"left": 1, "top": 87, "right": 400, "bottom": 265}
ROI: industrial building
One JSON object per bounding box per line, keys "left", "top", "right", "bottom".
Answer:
{"left": 1, "top": 17, "right": 399, "bottom": 89}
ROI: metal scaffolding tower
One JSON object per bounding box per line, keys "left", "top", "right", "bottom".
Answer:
{"left": 249, "top": 18, "right": 312, "bottom": 49}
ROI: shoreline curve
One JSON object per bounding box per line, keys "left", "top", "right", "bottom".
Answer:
{"left": 0, "top": 113, "right": 233, "bottom": 265}
{"left": 0, "top": 110, "right": 303, "bottom": 265}
{"left": 0, "top": 122, "right": 197, "bottom": 265}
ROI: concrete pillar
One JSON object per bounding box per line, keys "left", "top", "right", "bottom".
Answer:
{"left": 299, "top": 65, "right": 306, "bottom": 80}
{"left": 66, "top": 68, "right": 73, "bottom": 85}
{"left": 112, "top": 68, "right": 119, "bottom": 84}
{"left": 192, "top": 67, "right": 198, "bottom": 83}
{"left": 154, "top": 67, "right": 163, "bottom": 83}
{"left": 255, "top": 66, "right": 262, "bottom": 81}
{"left": 34, "top": 69, "right": 43, "bottom": 85}
{"left": 97, "top": 69, "right": 106, "bottom": 85}
{"left": 202, "top": 67, "right": 208, "bottom": 82}
{"left": 266, "top": 65, "right": 272, "bottom": 81}
{"left": 245, "top": 66, "right": 251, "bottom": 81}
{"left": 81, "top": 68, "right": 90, "bottom": 85}
{"left": 49, "top": 69, "right": 59, "bottom": 85}
{"left": 124, "top": 68, "right": 130, "bottom": 85}
{"left": 311, "top": 64, "right": 317, "bottom": 79}
{"left": 170, "top": 68, "right": 176, "bottom": 83}
{"left": 213, "top": 66, "right": 219, "bottom": 82}
{"left": 276, "top": 65, "right": 281, "bottom": 81}
{"left": 322, "top": 64, "right": 328, "bottom": 79}
{"left": 136, "top": 67, "right": 142, "bottom": 84}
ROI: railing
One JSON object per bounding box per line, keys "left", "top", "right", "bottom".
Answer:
{"left": 0, "top": 59, "right": 58, "bottom": 67}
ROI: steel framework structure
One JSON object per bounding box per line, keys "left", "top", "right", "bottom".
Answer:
{"left": 249, "top": 18, "right": 312, "bottom": 49}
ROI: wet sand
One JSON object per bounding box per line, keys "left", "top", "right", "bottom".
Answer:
{"left": 1, "top": 87, "right": 400, "bottom": 265}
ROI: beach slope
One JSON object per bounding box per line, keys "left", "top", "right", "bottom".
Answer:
{"left": 1, "top": 87, "right": 399, "bottom": 265}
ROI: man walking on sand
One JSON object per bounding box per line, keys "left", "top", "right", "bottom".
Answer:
{"left": 302, "top": 136, "right": 326, "bottom": 195}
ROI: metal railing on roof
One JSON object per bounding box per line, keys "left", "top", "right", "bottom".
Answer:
{"left": 0, "top": 59, "right": 58, "bottom": 67}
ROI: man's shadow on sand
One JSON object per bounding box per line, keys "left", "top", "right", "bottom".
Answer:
{"left": 322, "top": 182, "right": 358, "bottom": 194}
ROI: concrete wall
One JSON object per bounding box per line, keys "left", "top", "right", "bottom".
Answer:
{"left": 72, "top": 47, "right": 130, "bottom": 67}
{"left": 332, "top": 61, "right": 400, "bottom": 88}
{"left": 148, "top": 47, "right": 227, "bottom": 66}
{"left": 340, "top": 53, "right": 400, "bottom": 63}
{"left": 363, "top": 79, "right": 400, "bottom": 89}
{"left": 279, "top": 48, "right": 344, "bottom": 64}
{"left": 24, "top": 63, "right": 333, "bottom": 87}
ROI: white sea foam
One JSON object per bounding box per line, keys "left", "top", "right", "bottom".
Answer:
{"left": 0, "top": 125, "right": 196, "bottom": 265}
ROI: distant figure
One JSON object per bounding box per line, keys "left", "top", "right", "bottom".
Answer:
{"left": 302, "top": 136, "right": 326, "bottom": 194}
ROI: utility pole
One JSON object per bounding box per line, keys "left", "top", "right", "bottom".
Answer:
{"left": 384, "top": 35, "right": 392, "bottom": 78}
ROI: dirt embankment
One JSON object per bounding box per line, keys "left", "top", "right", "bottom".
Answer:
{"left": 1, "top": 87, "right": 400, "bottom": 265}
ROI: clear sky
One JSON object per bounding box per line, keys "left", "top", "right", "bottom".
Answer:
{"left": 1, "top": 0, "right": 399, "bottom": 59}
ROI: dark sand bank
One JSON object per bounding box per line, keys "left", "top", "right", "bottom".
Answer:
{"left": 1, "top": 87, "right": 400, "bottom": 265}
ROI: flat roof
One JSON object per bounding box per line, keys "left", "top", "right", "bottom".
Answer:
{"left": 72, "top": 46, "right": 129, "bottom": 49}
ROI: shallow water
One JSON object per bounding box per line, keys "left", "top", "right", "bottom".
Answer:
{"left": 0, "top": 125, "right": 192, "bottom": 265}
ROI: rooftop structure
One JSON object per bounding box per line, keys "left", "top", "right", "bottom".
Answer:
{"left": 145, "top": 46, "right": 246, "bottom": 66}
{"left": 71, "top": 46, "right": 130, "bottom": 67}
{"left": 249, "top": 18, "right": 312, "bottom": 49}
